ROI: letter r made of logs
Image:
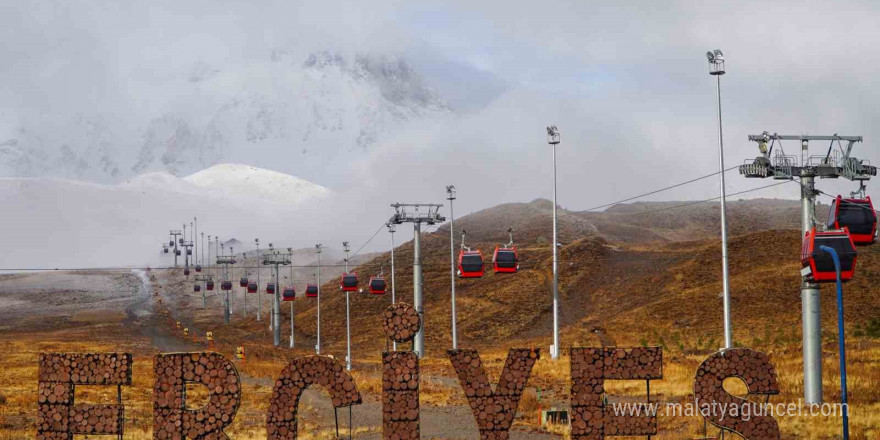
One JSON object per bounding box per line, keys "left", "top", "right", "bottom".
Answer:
{"left": 448, "top": 348, "right": 540, "bottom": 440}
{"left": 153, "top": 353, "right": 241, "bottom": 440}
{"left": 570, "top": 347, "right": 663, "bottom": 439}
{"left": 37, "top": 353, "right": 132, "bottom": 440}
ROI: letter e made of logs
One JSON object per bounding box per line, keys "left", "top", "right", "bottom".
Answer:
{"left": 37, "top": 353, "right": 132, "bottom": 440}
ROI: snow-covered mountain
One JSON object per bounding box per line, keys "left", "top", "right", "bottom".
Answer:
{"left": 0, "top": 51, "right": 451, "bottom": 186}
{"left": 182, "top": 164, "right": 331, "bottom": 205}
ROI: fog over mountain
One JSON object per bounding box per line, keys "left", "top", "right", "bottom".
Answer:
{"left": 2, "top": 1, "right": 879, "bottom": 268}
{"left": 0, "top": 50, "right": 451, "bottom": 185}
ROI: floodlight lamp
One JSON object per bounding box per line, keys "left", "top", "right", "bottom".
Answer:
{"left": 713, "top": 49, "right": 724, "bottom": 60}
{"left": 706, "top": 51, "right": 715, "bottom": 62}
{"left": 446, "top": 185, "right": 456, "bottom": 199}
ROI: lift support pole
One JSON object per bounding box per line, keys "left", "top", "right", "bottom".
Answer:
{"left": 389, "top": 203, "right": 445, "bottom": 359}
{"left": 740, "top": 132, "right": 874, "bottom": 404}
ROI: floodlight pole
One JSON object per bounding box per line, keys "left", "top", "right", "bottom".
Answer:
{"left": 547, "top": 126, "right": 560, "bottom": 360}
{"left": 389, "top": 203, "right": 445, "bottom": 359}
{"left": 708, "top": 49, "right": 734, "bottom": 350}
{"left": 194, "top": 217, "right": 198, "bottom": 268}
{"left": 387, "top": 223, "right": 398, "bottom": 351}
{"left": 256, "top": 238, "right": 262, "bottom": 322}
{"left": 289, "top": 247, "right": 295, "bottom": 349}
{"left": 316, "top": 243, "right": 323, "bottom": 354}
{"left": 447, "top": 185, "right": 458, "bottom": 350}
{"left": 343, "top": 241, "right": 352, "bottom": 371}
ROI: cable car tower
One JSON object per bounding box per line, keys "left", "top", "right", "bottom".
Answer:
{"left": 389, "top": 203, "right": 445, "bottom": 358}
{"left": 194, "top": 273, "right": 214, "bottom": 308}
{"left": 262, "top": 243, "right": 291, "bottom": 347}
{"left": 168, "top": 230, "right": 182, "bottom": 267}
{"left": 740, "top": 132, "right": 876, "bottom": 404}
{"left": 216, "top": 248, "right": 238, "bottom": 325}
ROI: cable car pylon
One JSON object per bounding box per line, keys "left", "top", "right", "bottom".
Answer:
{"left": 389, "top": 203, "right": 445, "bottom": 359}
{"left": 740, "top": 131, "right": 876, "bottom": 404}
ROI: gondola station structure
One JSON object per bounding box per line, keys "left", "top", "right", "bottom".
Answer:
{"left": 740, "top": 132, "right": 877, "bottom": 404}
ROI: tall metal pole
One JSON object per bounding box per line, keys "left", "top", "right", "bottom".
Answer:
{"left": 296, "top": 249, "right": 300, "bottom": 348}
{"left": 316, "top": 244, "right": 322, "bottom": 355}
{"left": 241, "top": 253, "right": 247, "bottom": 317}
{"left": 715, "top": 72, "right": 733, "bottom": 350}
{"left": 388, "top": 223, "right": 398, "bottom": 351}
{"left": 194, "top": 217, "right": 198, "bottom": 267}
{"left": 801, "top": 174, "right": 823, "bottom": 404}
{"left": 413, "top": 222, "right": 425, "bottom": 358}
{"left": 256, "top": 239, "right": 262, "bottom": 322}
{"left": 343, "top": 242, "right": 352, "bottom": 371}
{"left": 547, "top": 126, "right": 560, "bottom": 360}
{"left": 447, "top": 185, "right": 458, "bottom": 350}
{"left": 271, "top": 245, "right": 281, "bottom": 346}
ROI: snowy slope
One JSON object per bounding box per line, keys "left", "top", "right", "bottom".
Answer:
{"left": 182, "top": 164, "right": 331, "bottom": 204}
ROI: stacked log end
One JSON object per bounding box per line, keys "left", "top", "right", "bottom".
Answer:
{"left": 447, "top": 348, "right": 539, "bottom": 440}
{"left": 36, "top": 353, "right": 132, "bottom": 439}
{"left": 694, "top": 348, "right": 780, "bottom": 439}
{"left": 153, "top": 352, "right": 241, "bottom": 440}
{"left": 382, "top": 352, "right": 419, "bottom": 440}
{"left": 267, "top": 355, "right": 361, "bottom": 440}
{"left": 570, "top": 347, "right": 662, "bottom": 439}
{"left": 383, "top": 303, "right": 421, "bottom": 343}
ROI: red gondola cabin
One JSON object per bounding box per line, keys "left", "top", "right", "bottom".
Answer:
{"left": 193, "top": 284, "right": 201, "bottom": 292}
{"left": 341, "top": 273, "right": 358, "bottom": 292}
{"left": 282, "top": 287, "right": 296, "bottom": 301}
{"left": 221, "top": 281, "right": 233, "bottom": 291}
{"left": 266, "top": 283, "right": 276, "bottom": 294}
{"left": 827, "top": 196, "right": 877, "bottom": 245}
{"left": 458, "top": 250, "right": 484, "bottom": 278}
{"left": 184, "top": 268, "right": 190, "bottom": 276}
{"left": 368, "top": 276, "right": 387, "bottom": 295}
{"left": 492, "top": 246, "right": 518, "bottom": 274}
{"left": 206, "top": 280, "right": 215, "bottom": 291}
{"left": 306, "top": 284, "right": 318, "bottom": 298}
{"left": 239, "top": 277, "right": 248, "bottom": 287}
{"left": 195, "top": 265, "right": 202, "bottom": 273}
{"left": 247, "top": 282, "right": 258, "bottom": 293}
{"left": 801, "top": 228, "right": 857, "bottom": 283}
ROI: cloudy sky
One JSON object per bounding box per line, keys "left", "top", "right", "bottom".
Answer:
{"left": 1, "top": 1, "right": 879, "bottom": 265}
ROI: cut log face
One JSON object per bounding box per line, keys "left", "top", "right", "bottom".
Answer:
{"left": 382, "top": 351, "right": 420, "bottom": 440}
{"left": 447, "top": 348, "right": 540, "bottom": 440}
{"left": 266, "top": 355, "right": 362, "bottom": 440}
{"left": 36, "top": 353, "right": 132, "bottom": 439}
{"left": 694, "top": 348, "right": 780, "bottom": 440}
{"left": 570, "top": 347, "right": 663, "bottom": 439}
{"left": 152, "top": 353, "right": 241, "bottom": 440}
{"left": 382, "top": 303, "right": 421, "bottom": 343}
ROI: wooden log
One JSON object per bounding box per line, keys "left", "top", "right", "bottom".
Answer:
{"left": 266, "top": 355, "right": 361, "bottom": 440}
{"left": 383, "top": 303, "right": 421, "bottom": 343}
{"left": 693, "top": 348, "right": 780, "bottom": 440}
{"left": 447, "top": 348, "right": 539, "bottom": 439}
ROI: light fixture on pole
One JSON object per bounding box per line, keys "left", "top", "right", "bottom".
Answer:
{"left": 707, "top": 48, "right": 733, "bottom": 350}
{"left": 546, "top": 125, "right": 560, "bottom": 360}
{"left": 315, "top": 243, "right": 323, "bottom": 355}
{"left": 387, "top": 222, "right": 398, "bottom": 351}
{"left": 343, "top": 241, "right": 352, "bottom": 371}
{"left": 255, "top": 238, "right": 261, "bottom": 322}
{"left": 446, "top": 185, "right": 458, "bottom": 350}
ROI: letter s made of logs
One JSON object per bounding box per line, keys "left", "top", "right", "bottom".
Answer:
{"left": 694, "top": 348, "right": 780, "bottom": 440}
